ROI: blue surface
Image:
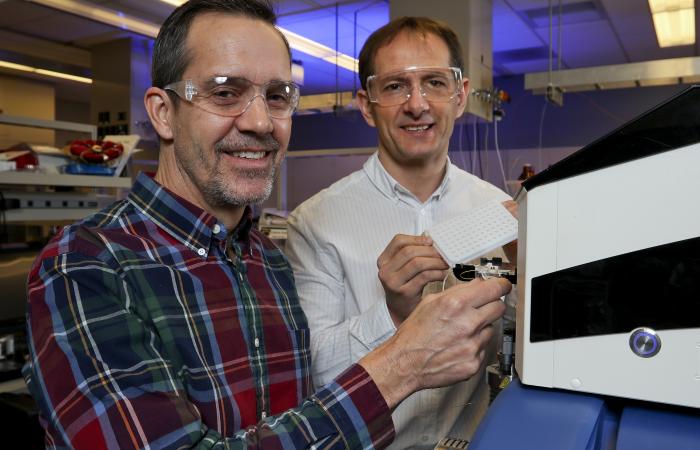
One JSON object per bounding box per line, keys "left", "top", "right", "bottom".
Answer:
{"left": 470, "top": 379, "right": 700, "bottom": 450}
{"left": 617, "top": 406, "right": 700, "bottom": 450}
{"left": 470, "top": 379, "right": 617, "bottom": 450}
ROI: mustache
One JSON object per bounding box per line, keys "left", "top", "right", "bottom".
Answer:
{"left": 214, "top": 133, "right": 281, "bottom": 153}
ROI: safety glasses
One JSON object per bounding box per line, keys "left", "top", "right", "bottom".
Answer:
{"left": 164, "top": 76, "right": 300, "bottom": 119}
{"left": 366, "top": 66, "right": 463, "bottom": 107}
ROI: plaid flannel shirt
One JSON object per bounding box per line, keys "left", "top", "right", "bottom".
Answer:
{"left": 24, "top": 173, "right": 394, "bottom": 449}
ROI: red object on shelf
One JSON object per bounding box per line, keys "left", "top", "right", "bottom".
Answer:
{"left": 0, "top": 143, "right": 39, "bottom": 169}
{"left": 8, "top": 151, "right": 39, "bottom": 169}
{"left": 69, "top": 140, "right": 124, "bottom": 164}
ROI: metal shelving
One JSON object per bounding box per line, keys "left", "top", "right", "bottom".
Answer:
{"left": 0, "top": 113, "right": 96, "bottom": 140}
{"left": 0, "top": 171, "right": 131, "bottom": 189}
{"left": 0, "top": 114, "right": 130, "bottom": 223}
{"left": 2, "top": 207, "right": 106, "bottom": 223}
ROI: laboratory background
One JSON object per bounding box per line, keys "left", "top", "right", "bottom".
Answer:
{"left": 0, "top": 0, "right": 698, "bottom": 448}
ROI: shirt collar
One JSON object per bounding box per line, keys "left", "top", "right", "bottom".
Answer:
{"left": 363, "top": 152, "right": 453, "bottom": 204}
{"left": 436, "top": 155, "right": 453, "bottom": 197}
{"left": 127, "top": 173, "right": 252, "bottom": 255}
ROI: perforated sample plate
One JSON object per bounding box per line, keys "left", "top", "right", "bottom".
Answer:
{"left": 425, "top": 200, "right": 517, "bottom": 266}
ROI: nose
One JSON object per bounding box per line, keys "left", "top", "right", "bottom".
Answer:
{"left": 403, "top": 84, "right": 429, "bottom": 116}
{"left": 236, "top": 94, "right": 274, "bottom": 135}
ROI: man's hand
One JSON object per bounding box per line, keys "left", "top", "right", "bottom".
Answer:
{"left": 359, "top": 277, "right": 511, "bottom": 409}
{"left": 377, "top": 234, "right": 450, "bottom": 327}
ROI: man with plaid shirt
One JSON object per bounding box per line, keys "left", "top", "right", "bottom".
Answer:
{"left": 24, "top": 1, "right": 510, "bottom": 448}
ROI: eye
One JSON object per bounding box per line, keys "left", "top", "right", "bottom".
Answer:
{"left": 209, "top": 87, "right": 243, "bottom": 104}
{"left": 426, "top": 78, "right": 448, "bottom": 89}
{"left": 266, "top": 92, "right": 291, "bottom": 105}
{"left": 382, "top": 81, "right": 406, "bottom": 93}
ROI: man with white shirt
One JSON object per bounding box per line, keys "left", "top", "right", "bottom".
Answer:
{"left": 286, "top": 17, "right": 515, "bottom": 448}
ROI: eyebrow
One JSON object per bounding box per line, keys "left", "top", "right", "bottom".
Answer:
{"left": 379, "top": 71, "right": 450, "bottom": 83}
{"left": 203, "top": 76, "right": 249, "bottom": 87}
{"left": 202, "top": 75, "right": 294, "bottom": 89}
{"left": 380, "top": 68, "right": 451, "bottom": 77}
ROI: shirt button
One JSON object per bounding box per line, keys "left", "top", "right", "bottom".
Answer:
{"left": 197, "top": 248, "right": 206, "bottom": 256}
{"left": 254, "top": 337, "right": 260, "bottom": 348}
{"left": 213, "top": 224, "right": 221, "bottom": 234}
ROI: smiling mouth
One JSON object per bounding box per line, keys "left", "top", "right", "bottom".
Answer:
{"left": 221, "top": 150, "right": 270, "bottom": 160}
{"left": 236, "top": 151, "right": 267, "bottom": 160}
{"left": 402, "top": 124, "right": 433, "bottom": 132}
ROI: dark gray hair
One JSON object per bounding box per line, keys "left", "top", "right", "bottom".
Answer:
{"left": 151, "top": 0, "right": 291, "bottom": 88}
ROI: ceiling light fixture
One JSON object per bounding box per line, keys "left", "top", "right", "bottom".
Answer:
{"left": 0, "top": 59, "right": 92, "bottom": 84}
{"left": 525, "top": 56, "right": 700, "bottom": 93}
{"left": 29, "top": 0, "right": 358, "bottom": 73}
{"left": 28, "top": 0, "right": 161, "bottom": 37}
{"left": 648, "top": 0, "right": 695, "bottom": 47}
{"left": 156, "top": 0, "right": 359, "bottom": 72}
{"left": 156, "top": 0, "right": 358, "bottom": 72}
{"left": 280, "top": 28, "right": 357, "bottom": 72}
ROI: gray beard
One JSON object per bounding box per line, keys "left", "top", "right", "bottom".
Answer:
{"left": 175, "top": 131, "right": 280, "bottom": 209}
{"left": 203, "top": 163, "right": 277, "bottom": 208}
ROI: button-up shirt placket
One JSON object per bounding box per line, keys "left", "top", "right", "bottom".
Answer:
{"left": 226, "top": 236, "right": 268, "bottom": 421}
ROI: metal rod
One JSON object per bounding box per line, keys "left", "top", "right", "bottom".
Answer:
{"left": 558, "top": 0, "right": 562, "bottom": 71}
{"left": 548, "top": 0, "right": 553, "bottom": 81}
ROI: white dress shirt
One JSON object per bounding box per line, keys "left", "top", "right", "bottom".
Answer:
{"left": 285, "top": 153, "right": 511, "bottom": 449}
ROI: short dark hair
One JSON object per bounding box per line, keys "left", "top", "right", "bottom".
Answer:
{"left": 358, "top": 16, "right": 464, "bottom": 90}
{"left": 151, "top": 0, "right": 291, "bottom": 88}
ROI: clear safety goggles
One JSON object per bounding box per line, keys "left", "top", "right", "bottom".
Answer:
{"left": 164, "top": 76, "right": 300, "bottom": 119}
{"left": 366, "top": 66, "right": 463, "bottom": 107}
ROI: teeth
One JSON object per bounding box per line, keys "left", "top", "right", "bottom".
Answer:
{"left": 405, "top": 125, "right": 430, "bottom": 131}
{"left": 234, "top": 151, "right": 265, "bottom": 159}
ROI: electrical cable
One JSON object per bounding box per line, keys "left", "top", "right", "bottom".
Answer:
{"left": 538, "top": 98, "right": 548, "bottom": 173}
{"left": 476, "top": 123, "right": 484, "bottom": 179}
{"left": 558, "top": 0, "right": 563, "bottom": 71}
{"left": 463, "top": 120, "right": 473, "bottom": 173}
{"left": 471, "top": 120, "right": 478, "bottom": 176}
{"left": 483, "top": 122, "right": 490, "bottom": 181}
{"left": 335, "top": 2, "right": 340, "bottom": 109}
{"left": 461, "top": 122, "right": 472, "bottom": 172}
{"left": 548, "top": 0, "right": 553, "bottom": 85}
{"left": 476, "top": 126, "right": 486, "bottom": 179}
{"left": 441, "top": 270, "right": 450, "bottom": 292}
{"left": 353, "top": 8, "right": 358, "bottom": 96}
{"left": 456, "top": 121, "right": 465, "bottom": 171}
{"left": 493, "top": 118, "right": 510, "bottom": 196}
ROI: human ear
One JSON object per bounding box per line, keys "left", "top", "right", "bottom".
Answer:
{"left": 357, "top": 90, "right": 377, "bottom": 128}
{"left": 455, "top": 78, "right": 470, "bottom": 119}
{"left": 144, "top": 87, "right": 175, "bottom": 140}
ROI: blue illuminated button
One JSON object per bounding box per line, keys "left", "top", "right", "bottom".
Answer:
{"left": 629, "top": 327, "right": 661, "bottom": 358}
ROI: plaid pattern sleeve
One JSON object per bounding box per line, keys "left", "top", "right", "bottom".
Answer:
{"left": 24, "top": 173, "right": 394, "bottom": 450}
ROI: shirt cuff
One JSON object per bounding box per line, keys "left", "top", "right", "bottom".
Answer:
{"left": 313, "top": 364, "right": 395, "bottom": 449}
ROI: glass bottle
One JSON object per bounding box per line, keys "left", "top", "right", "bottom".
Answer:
{"left": 517, "top": 164, "right": 535, "bottom": 181}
